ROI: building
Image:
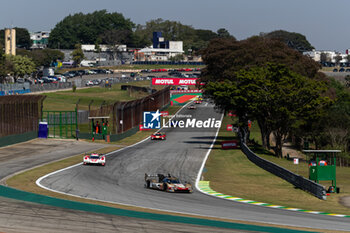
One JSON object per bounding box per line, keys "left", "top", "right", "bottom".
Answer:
{"left": 303, "top": 50, "right": 348, "bottom": 65}
{"left": 81, "top": 44, "right": 127, "bottom": 52}
{"left": 4, "top": 28, "right": 16, "bottom": 55}
{"left": 30, "top": 31, "right": 50, "bottom": 49}
{"left": 134, "top": 32, "right": 184, "bottom": 61}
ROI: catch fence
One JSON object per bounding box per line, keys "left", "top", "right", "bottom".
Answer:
{"left": 86, "top": 87, "right": 170, "bottom": 136}
{"left": 0, "top": 95, "right": 45, "bottom": 137}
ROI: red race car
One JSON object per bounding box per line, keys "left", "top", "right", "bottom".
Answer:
{"left": 151, "top": 132, "right": 166, "bottom": 140}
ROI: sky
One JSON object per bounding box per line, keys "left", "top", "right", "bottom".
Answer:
{"left": 0, "top": 0, "right": 349, "bottom": 52}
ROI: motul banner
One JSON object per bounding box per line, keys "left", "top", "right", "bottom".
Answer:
{"left": 161, "top": 111, "right": 169, "bottom": 116}
{"left": 152, "top": 78, "right": 198, "bottom": 85}
{"left": 221, "top": 140, "right": 239, "bottom": 149}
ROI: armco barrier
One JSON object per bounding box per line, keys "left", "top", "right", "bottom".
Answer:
{"left": 240, "top": 142, "right": 327, "bottom": 200}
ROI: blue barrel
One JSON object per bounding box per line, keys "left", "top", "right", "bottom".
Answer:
{"left": 38, "top": 122, "right": 48, "bottom": 138}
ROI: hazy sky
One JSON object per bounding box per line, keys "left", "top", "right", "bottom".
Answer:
{"left": 0, "top": 0, "right": 348, "bottom": 52}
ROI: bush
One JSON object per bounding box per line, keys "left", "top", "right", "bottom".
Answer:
{"left": 72, "top": 84, "right": 77, "bottom": 92}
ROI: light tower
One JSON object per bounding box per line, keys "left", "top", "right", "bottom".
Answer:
{"left": 4, "top": 28, "right": 16, "bottom": 56}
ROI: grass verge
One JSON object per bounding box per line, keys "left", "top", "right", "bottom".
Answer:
{"left": 43, "top": 80, "right": 153, "bottom": 111}
{"left": 203, "top": 115, "right": 350, "bottom": 215}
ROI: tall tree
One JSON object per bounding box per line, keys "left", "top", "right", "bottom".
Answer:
{"left": 201, "top": 36, "right": 321, "bottom": 83}
{"left": 262, "top": 30, "right": 314, "bottom": 52}
{"left": 0, "top": 44, "right": 7, "bottom": 81}
{"left": 205, "top": 63, "right": 330, "bottom": 157}
{"left": 202, "top": 37, "right": 330, "bottom": 156}
{"left": 17, "top": 48, "right": 64, "bottom": 67}
{"left": 133, "top": 18, "right": 230, "bottom": 52}
{"left": 320, "top": 52, "right": 330, "bottom": 63}
{"left": 71, "top": 44, "right": 85, "bottom": 66}
{"left": 217, "top": 28, "right": 232, "bottom": 38}
{"left": 48, "top": 10, "right": 134, "bottom": 49}
{"left": 334, "top": 54, "right": 343, "bottom": 66}
{"left": 6, "top": 55, "right": 36, "bottom": 79}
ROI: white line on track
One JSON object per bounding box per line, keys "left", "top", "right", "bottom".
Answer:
{"left": 34, "top": 106, "right": 328, "bottom": 229}
{"left": 36, "top": 101, "right": 193, "bottom": 192}
{"left": 195, "top": 114, "right": 224, "bottom": 190}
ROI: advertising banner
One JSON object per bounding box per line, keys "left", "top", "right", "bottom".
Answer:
{"left": 221, "top": 140, "right": 239, "bottom": 149}
{"left": 152, "top": 78, "right": 198, "bottom": 85}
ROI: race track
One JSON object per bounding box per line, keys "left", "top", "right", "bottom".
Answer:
{"left": 38, "top": 101, "right": 350, "bottom": 232}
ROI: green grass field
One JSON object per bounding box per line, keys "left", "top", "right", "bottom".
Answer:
{"left": 204, "top": 116, "right": 350, "bottom": 215}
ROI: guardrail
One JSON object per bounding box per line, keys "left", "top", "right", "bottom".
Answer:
{"left": 239, "top": 132, "right": 326, "bottom": 200}
{"left": 30, "top": 82, "right": 72, "bottom": 92}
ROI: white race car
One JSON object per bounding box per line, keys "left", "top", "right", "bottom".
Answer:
{"left": 83, "top": 153, "right": 106, "bottom": 166}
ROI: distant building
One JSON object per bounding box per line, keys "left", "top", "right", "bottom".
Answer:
{"left": 81, "top": 44, "right": 127, "bottom": 52}
{"left": 5, "top": 28, "right": 16, "bottom": 55}
{"left": 303, "top": 50, "right": 348, "bottom": 64}
{"left": 134, "top": 32, "right": 184, "bottom": 61}
{"left": 30, "top": 31, "right": 50, "bottom": 49}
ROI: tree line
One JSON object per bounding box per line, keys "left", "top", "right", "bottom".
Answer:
{"left": 202, "top": 36, "right": 350, "bottom": 163}
{"left": 0, "top": 10, "right": 315, "bottom": 82}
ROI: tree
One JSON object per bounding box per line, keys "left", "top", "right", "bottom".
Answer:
{"left": 201, "top": 36, "right": 321, "bottom": 83}
{"left": 334, "top": 54, "right": 343, "bottom": 66}
{"left": 71, "top": 44, "right": 85, "bottom": 66}
{"left": 17, "top": 48, "right": 64, "bottom": 67}
{"left": 0, "top": 44, "right": 7, "bottom": 81}
{"left": 169, "top": 54, "right": 184, "bottom": 62}
{"left": 217, "top": 28, "right": 232, "bottom": 38}
{"left": 100, "top": 29, "right": 131, "bottom": 45}
{"left": 6, "top": 55, "right": 36, "bottom": 79}
{"left": 202, "top": 37, "right": 329, "bottom": 156}
{"left": 48, "top": 10, "right": 134, "bottom": 49}
{"left": 133, "top": 18, "right": 230, "bottom": 52}
{"left": 320, "top": 52, "right": 331, "bottom": 63}
{"left": 204, "top": 63, "right": 330, "bottom": 157}
{"left": 262, "top": 30, "right": 314, "bottom": 52}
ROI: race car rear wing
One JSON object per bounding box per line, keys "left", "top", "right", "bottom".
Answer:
{"left": 145, "top": 173, "right": 159, "bottom": 181}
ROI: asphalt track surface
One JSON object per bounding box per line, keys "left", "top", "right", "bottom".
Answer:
{"left": 39, "top": 102, "right": 350, "bottom": 232}
{"left": 0, "top": 137, "right": 239, "bottom": 232}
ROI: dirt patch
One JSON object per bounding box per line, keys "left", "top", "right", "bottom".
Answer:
{"left": 339, "top": 196, "right": 350, "bottom": 208}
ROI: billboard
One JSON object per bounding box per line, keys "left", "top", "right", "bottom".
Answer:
{"left": 152, "top": 78, "right": 198, "bottom": 85}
